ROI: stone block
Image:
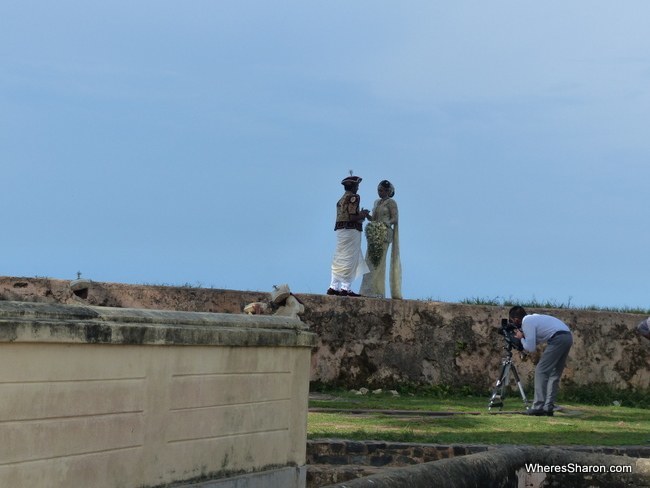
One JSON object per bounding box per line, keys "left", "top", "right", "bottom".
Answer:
{"left": 346, "top": 441, "right": 368, "bottom": 454}
{"left": 369, "top": 455, "right": 394, "bottom": 467}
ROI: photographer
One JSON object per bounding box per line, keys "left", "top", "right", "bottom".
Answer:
{"left": 510, "top": 306, "right": 572, "bottom": 416}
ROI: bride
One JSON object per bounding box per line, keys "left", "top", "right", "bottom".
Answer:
{"left": 360, "top": 180, "right": 402, "bottom": 299}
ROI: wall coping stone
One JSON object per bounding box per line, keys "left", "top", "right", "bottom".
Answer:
{"left": 0, "top": 300, "right": 317, "bottom": 347}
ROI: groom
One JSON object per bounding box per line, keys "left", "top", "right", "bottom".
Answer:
{"left": 327, "top": 174, "right": 369, "bottom": 297}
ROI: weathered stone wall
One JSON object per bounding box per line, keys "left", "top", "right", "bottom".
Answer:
{"left": 1, "top": 276, "right": 648, "bottom": 391}
{"left": 307, "top": 439, "right": 650, "bottom": 467}
{"left": 303, "top": 297, "right": 650, "bottom": 392}
{"left": 0, "top": 299, "right": 315, "bottom": 488}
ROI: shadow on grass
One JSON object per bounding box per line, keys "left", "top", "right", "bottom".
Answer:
{"left": 308, "top": 408, "right": 650, "bottom": 446}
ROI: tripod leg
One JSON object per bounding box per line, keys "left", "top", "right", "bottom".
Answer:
{"left": 501, "top": 361, "right": 513, "bottom": 398}
{"left": 488, "top": 362, "right": 511, "bottom": 411}
{"left": 510, "top": 364, "right": 530, "bottom": 409}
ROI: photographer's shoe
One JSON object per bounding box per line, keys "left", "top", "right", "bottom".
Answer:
{"left": 526, "top": 409, "right": 547, "bottom": 416}
{"left": 526, "top": 409, "right": 554, "bottom": 416}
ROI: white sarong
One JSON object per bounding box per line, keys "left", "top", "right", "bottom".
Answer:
{"left": 331, "top": 228, "right": 369, "bottom": 287}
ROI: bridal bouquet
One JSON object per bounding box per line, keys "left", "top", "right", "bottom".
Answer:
{"left": 365, "top": 221, "right": 387, "bottom": 267}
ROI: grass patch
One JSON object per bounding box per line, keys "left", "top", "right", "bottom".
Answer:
{"left": 457, "top": 296, "right": 650, "bottom": 314}
{"left": 308, "top": 390, "right": 650, "bottom": 446}
{"left": 561, "top": 383, "right": 650, "bottom": 409}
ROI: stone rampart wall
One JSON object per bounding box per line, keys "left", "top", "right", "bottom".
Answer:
{"left": 307, "top": 439, "right": 650, "bottom": 466}
{"left": 1, "top": 277, "right": 648, "bottom": 391}
{"left": 303, "top": 297, "right": 650, "bottom": 392}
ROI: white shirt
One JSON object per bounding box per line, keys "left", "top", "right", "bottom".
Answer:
{"left": 521, "top": 314, "right": 570, "bottom": 352}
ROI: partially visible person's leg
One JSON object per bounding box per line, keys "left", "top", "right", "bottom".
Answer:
{"left": 532, "top": 360, "right": 550, "bottom": 412}
{"left": 543, "top": 334, "right": 573, "bottom": 412}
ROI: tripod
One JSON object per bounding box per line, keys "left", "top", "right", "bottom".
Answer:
{"left": 488, "top": 346, "right": 530, "bottom": 412}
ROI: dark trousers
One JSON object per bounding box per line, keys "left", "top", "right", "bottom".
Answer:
{"left": 533, "top": 333, "right": 573, "bottom": 411}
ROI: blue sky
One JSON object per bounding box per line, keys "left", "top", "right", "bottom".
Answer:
{"left": 2, "top": 2, "right": 649, "bottom": 309}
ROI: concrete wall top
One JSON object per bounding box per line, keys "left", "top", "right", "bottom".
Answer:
{"left": 0, "top": 299, "right": 316, "bottom": 348}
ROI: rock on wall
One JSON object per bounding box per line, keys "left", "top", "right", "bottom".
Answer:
{"left": 1, "top": 276, "right": 648, "bottom": 391}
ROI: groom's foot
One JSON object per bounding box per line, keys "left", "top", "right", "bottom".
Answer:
{"left": 342, "top": 290, "right": 362, "bottom": 297}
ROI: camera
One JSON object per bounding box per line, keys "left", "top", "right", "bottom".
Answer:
{"left": 497, "top": 318, "right": 524, "bottom": 352}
